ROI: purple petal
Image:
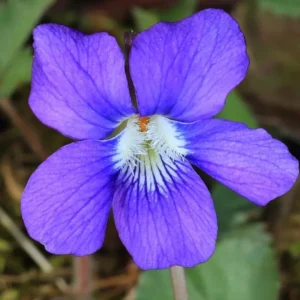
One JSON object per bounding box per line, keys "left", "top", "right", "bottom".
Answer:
{"left": 21, "top": 140, "right": 119, "bottom": 255}
{"left": 130, "top": 9, "right": 249, "bottom": 122}
{"left": 175, "top": 119, "right": 299, "bottom": 205}
{"left": 113, "top": 158, "right": 217, "bottom": 269}
{"left": 30, "top": 24, "right": 135, "bottom": 140}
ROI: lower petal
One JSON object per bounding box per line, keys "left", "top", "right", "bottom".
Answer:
{"left": 21, "top": 140, "right": 119, "bottom": 255}
{"left": 113, "top": 155, "right": 217, "bottom": 270}
{"left": 174, "top": 119, "right": 299, "bottom": 205}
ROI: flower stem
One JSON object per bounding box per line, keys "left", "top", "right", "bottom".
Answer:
{"left": 170, "top": 266, "right": 188, "bottom": 300}
{"left": 73, "top": 255, "right": 92, "bottom": 299}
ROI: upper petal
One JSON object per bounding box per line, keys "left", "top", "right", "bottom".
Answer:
{"left": 30, "top": 24, "right": 135, "bottom": 140}
{"left": 174, "top": 119, "right": 299, "bottom": 205}
{"left": 21, "top": 140, "right": 119, "bottom": 255}
{"left": 130, "top": 9, "right": 249, "bottom": 121}
{"left": 113, "top": 155, "right": 217, "bottom": 270}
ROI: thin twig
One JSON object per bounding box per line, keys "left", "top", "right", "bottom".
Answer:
{"left": 0, "top": 98, "right": 48, "bottom": 160}
{"left": 0, "top": 269, "right": 71, "bottom": 284}
{"left": 1, "top": 153, "right": 24, "bottom": 201}
{"left": 92, "top": 260, "right": 139, "bottom": 292}
{"left": 0, "top": 98, "right": 92, "bottom": 297}
{"left": 0, "top": 98, "right": 95, "bottom": 297}
{"left": 170, "top": 266, "right": 188, "bottom": 300}
{"left": 92, "top": 273, "right": 135, "bottom": 290}
{"left": 0, "top": 206, "right": 68, "bottom": 292}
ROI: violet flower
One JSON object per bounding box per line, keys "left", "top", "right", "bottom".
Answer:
{"left": 21, "top": 9, "right": 298, "bottom": 270}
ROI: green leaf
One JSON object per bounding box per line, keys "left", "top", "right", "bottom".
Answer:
{"left": 159, "top": 0, "right": 198, "bottom": 22}
{"left": 212, "top": 183, "right": 259, "bottom": 235}
{"left": 136, "top": 269, "right": 173, "bottom": 300}
{"left": 132, "top": 7, "right": 160, "bottom": 31}
{"left": 0, "top": 0, "right": 54, "bottom": 74}
{"left": 187, "top": 225, "right": 279, "bottom": 300}
{"left": 259, "top": 0, "right": 300, "bottom": 18}
{"left": 217, "top": 91, "right": 258, "bottom": 128}
{"left": 136, "top": 225, "right": 279, "bottom": 300}
{"left": 0, "top": 48, "right": 32, "bottom": 97}
{"left": 136, "top": 268, "right": 204, "bottom": 300}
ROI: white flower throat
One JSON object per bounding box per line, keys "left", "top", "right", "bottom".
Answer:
{"left": 115, "top": 115, "right": 187, "bottom": 174}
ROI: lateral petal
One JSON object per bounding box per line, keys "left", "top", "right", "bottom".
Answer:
{"left": 174, "top": 119, "right": 299, "bottom": 205}
{"left": 21, "top": 140, "right": 119, "bottom": 255}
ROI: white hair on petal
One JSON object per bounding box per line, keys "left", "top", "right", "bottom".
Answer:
{"left": 146, "top": 115, "right": 187, "bottom": 161}
{"left": 114, "top": 115, "right": 188, "bottom": 183}
{"left": 114, "top": 116, "right": 146, "bottom": 171}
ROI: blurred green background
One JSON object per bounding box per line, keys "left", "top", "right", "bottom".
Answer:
{"left": 0, "top": 0, "right": 300, "bottom": 299}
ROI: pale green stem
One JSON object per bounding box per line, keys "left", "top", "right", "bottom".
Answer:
{"left": 170, "top": 266, "right": 188, "bottom": 300}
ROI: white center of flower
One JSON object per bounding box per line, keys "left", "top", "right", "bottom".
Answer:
{"left": 114, "top": 115, "right": 187, "bottom": 175}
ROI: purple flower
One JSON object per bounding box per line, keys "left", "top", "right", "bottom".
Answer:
{"left": 21, "top": 9, "right": 298, "bottom": 270}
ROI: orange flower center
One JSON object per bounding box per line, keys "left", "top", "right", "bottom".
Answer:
{"left": 139, "top": 116, "right": 150, "bottom": 132}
